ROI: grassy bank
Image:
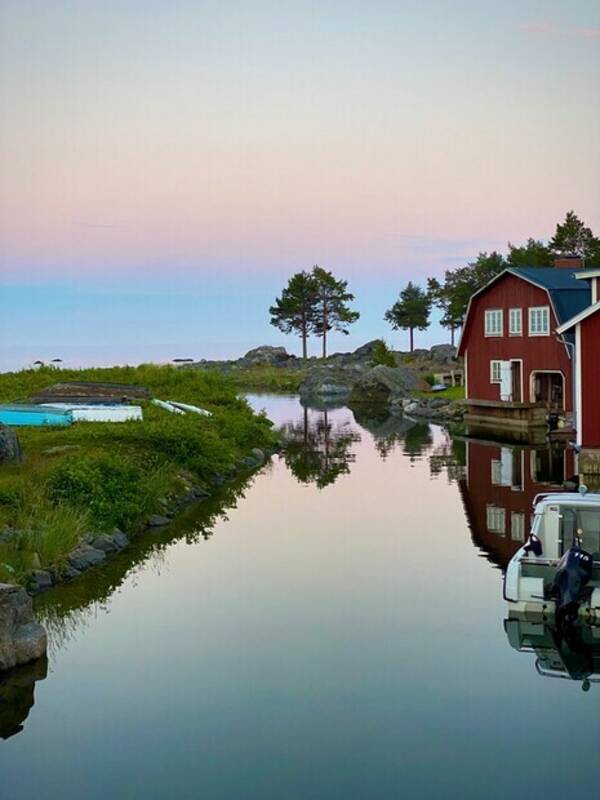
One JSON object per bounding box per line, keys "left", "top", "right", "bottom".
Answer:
{"left": 0, "top": 365, "right": 276, "bottom": 585}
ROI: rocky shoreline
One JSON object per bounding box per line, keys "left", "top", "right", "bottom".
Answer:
{"left": 185, "top": 340, "right": 465, "bottom": 419}
{"left": 12, "top": 446, "right": 273, "bottom": 599}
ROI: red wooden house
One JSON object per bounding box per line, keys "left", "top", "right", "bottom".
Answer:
{"left": 556, "top": 269, "right": 600, "bottom": 448}
{"left": 457, "top": 259, "right": 590, "bottom": 437}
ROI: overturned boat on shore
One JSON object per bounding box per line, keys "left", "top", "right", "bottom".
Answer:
{"left": 504, "top": 489, "right": 600, "bottom": 623}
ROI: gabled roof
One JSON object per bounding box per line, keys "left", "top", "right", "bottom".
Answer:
{"left": 556, "top": 300, "right": 600, "bottom": 334}
{"left": 457, "top": 267, "right": 591, "bottom": 355}
{"left": 510, "top": 268, "right": 591, "bottom": 327}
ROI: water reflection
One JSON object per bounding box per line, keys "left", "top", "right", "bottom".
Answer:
{"left": 281, "top": 407, "right": 360, "bottom": 488}
{"left": 458, "top": 438, "right": 574, "bottom": 570}
{"left": 505, "top": 616, "right": 600, "bottom": 691}
{"left": 34, "top": 476, "right": 256, "bottom": 657}
{"left": 0, "top": 658, "right": 47, "bottom": 740}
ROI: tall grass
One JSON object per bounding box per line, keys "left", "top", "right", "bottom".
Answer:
{"left": 0, "top": 364, "right": 277, "bottom": 585}
{"left": 0, "top": 483, "right": 89, "bottom": 582}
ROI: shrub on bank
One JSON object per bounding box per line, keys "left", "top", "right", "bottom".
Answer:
{"left": 0, "top": 364, "right": 278, "bottom": 586}
{"left": 47, "top": 454, "right": 173, "bottom": 532}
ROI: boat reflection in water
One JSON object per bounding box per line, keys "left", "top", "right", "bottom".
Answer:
{"left": 505, "top": 616, "right": 600, "bottom": 691}
{"left": 458, "top": 437, "right": 575, "bottom": 569}
{"left": 0, "top": 657, "right": 47, "bottom": 740}
{"left": 458, "top": 436, "right": 600, "bottom": 689}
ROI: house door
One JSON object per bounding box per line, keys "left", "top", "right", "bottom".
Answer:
{"left": 500, "top": 361, "right": 512, "bottom": 401}
{"left": 533, "top": 372, "right": 564, "bottom": 409}
{"left": 511, "top": 361, "right": 522, "bottom": 402}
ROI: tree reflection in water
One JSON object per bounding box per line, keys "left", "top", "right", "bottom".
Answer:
{"left": 281, "top": 407, "right": 361, "bottom": 488}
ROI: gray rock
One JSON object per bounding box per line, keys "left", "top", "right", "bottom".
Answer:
{"left": 58, "top": 565, "right": 82, "bottom": 581}
{"left": 349, "top": 365, "right": 421, "bottom": 405}
{"left": 68, "top": 544, "right": 106, "bottom": 571}
{"left": 242, "top": 345, "right": 290, "bottom": 365}
{"left": 91, "top": 534, "right": 119, "bottom": 554}
{"left": 0, "top": 425, "right": 21, "bottom": 465}
{"left": 0, "top": 583, "right": 47, "bottom": 671}
{"left": 409, "top": 348, "right": 430, "bottom": 361}
{"left": 429, "top": 344, "right": 458, "bottom": 364}
{"left": 353, "top": 340, "right": 381, "bottom": 357}
{"left": 13, "top": 622, "right": 47, "bottom": 666}
{"left": 298, "top": 366, "right": 359, "bottom": 402}
{"left": 147, "top": 515, "right": 170, "bottom": 528}
{"left": 27, "top": 570, "right": 53, "bottom": 595}
{"left": 112, "top": 531, "right": 129, "bottom": 550}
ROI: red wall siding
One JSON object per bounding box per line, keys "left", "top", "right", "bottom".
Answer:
{"left": 580, "top": 313, "right": 600, "bottom": 446}
{"left": 459, "top": 440, "right": 573, "bottom": 567}
{"left": 462, "top": 274, "right": 573, "bottom": 410}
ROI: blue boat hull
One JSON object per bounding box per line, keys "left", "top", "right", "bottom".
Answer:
{"left": 0, "top": 405, "right": 73, "bottom": 427}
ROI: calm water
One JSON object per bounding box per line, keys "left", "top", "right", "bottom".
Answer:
{"left": 0, "top": 395, "right": 597, "bottom": 799}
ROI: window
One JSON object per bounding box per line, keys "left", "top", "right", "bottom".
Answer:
{"left": 529, "top": 306, "right": 550, "bottom": 336}
{"left": 486, "top": 505, "right": 506, "bottom": 535}
{"left": 491, "top": 459, "right": 502, "bottom": 485}
{"left": 485, "top": 309, "right": 503, "bottom": 336}
{"left": 559, "top": 506, "right": 600, "bottom": 556}
{"left": 511, "top": 512, "right": 525, "bottom": 542}
{"left": 490, "top": 360, "right": 502, "bottom": 383}
{"left": 509, "top": 308, "right": 522, "bottom": 336}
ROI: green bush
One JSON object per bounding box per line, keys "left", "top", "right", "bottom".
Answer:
{"left": 371, "top": 339, "right": 396, "bottom": 367}
{"left": 47, "top": 453, "right": 168, "bottom": 531}
{"left": 424, "top": 373, "right": 436, "bottom": 386}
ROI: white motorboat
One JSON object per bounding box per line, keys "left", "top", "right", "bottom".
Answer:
{"left": 504, "top": 488, "right": 600, "bottom": 623}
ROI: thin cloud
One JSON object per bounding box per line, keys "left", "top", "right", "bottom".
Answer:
{"left": 519, "top": 22, "right": 600, "bottom": 40}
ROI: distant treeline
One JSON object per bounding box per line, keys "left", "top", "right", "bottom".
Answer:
{"left": 270, "top": 211, "right": 600, "bottom": 353}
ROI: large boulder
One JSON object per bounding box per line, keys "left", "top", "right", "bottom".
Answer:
{"left": 242, "top": 346, "right": 290, "bottom": 365}
{"left": 348, "top": 365, "right": 421, "bottom": 405}
{"left": 0, "top": 426, "right": 21, "bottom": 465}
{"left": 352, "top": 340, "right": 381, "bottom": 358}
{"left": 0, "top": 583, "right": 47, "bottom": 671}
{"left": 429, "top": 344, "right": 458, "bottom": 364}
{"left": 298, "top": 365, "right": 360, "bottom": 402}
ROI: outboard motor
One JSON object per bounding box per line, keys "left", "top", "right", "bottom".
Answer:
{"left": 548, "top": 545, "right": 593, "bottom": 625}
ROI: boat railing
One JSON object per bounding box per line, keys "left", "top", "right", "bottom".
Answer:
{"left": 535, "top": 660, "right": 600, "bottom": 682}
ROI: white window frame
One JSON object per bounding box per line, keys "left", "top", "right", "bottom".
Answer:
{"left": 528, "top": 306, "right": 550, "bottom": 337}
{"left": 511, "top": 512, "right": 525, "bottom": 542}
{"left": 509, "top": 307, "right": 522, "bottom": 336}
{"left": 484, "top": 309, "right": 503, "bottom": 337}
{"left": 486, "top": 504, "right": 506, "bottom": 535}
{"left": 491, "top": 459, "right": 502, "bottom": 486}
{"left": 490, "top": 360, "right": 502, "bottom": 383}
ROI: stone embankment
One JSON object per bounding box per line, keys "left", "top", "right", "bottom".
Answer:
{"left": 8, "top": 447, "right": 271, "bottom": 599}
{"left": 0, "top": 584, "right": 46, "bottom": 671}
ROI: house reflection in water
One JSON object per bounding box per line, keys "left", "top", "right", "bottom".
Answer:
{"left": 458, "top": 438, "right": 575, "bottom": 569}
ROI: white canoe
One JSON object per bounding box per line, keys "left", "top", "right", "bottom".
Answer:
{"left": 152, "top": 399, "right": 186, "bottom": 415}
{"left": 40, "top": 403, "right": 143, "bottom": 422}
{"left": 167, "top": 401, "right": 212, "bottom": 417}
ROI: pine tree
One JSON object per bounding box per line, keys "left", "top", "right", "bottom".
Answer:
{"left": 311, "top": 266, "right": 359, "bottom": 358}
{"left": 269, "top": 271, "right": 319, "bottom": 360}
{"left": 549, "top": 211, "right": 600, "bottom": 264}
{"left": 384, "top": 282, "right": 431, "bottom": 352}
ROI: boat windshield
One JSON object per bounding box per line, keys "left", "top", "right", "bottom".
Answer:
{"left": 560, "top": 506, "right": 600, "bottom": 557}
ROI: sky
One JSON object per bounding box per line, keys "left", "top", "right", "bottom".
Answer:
{"left": 1, "top": 0, "right": 599, "bottom": 370}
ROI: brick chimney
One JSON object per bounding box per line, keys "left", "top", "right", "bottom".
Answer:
{"left": 554, "top": 254, "right": 584, "bottom": 270}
